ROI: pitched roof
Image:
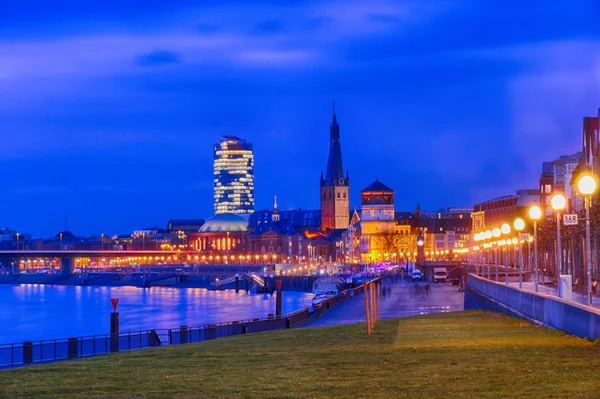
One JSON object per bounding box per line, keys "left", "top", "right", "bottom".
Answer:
{"left": 361, "top": 179, "right": 394, "bottom": 193}
{"left": 248, "top": 209, "right": 321, "bottom": 229}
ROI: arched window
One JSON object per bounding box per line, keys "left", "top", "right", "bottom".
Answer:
{"left": 337, "top": 192, "right": 340, "bottom": 199}
{"left": 343, "top": 192, "right": 346, "bottom": 199}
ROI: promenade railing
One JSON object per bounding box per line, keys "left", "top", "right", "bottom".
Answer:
{"left": 0, "top": 282, "right": 369, "bottom": 368}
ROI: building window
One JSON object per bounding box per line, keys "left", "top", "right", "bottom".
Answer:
{"left": 343, "top": 192, "right": 346, "bottom": 199}
{"left": 337, "top": 192, "right": 340, "bottom": 199}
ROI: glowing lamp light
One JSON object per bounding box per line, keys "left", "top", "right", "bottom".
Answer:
{"left": 485, "top": 230, "right": 492, "bottom": 239}
{"left": 512, "top": 238, "right": 518, "bottom": 245}
{"left": 492, "top": 228, "right": 501, "bottom": 238}
{"left": 550, "top": 193, "right": 566, "bottom": 211}
{"left": 529, "top": 205, "right": 542, "bottom": 220}
{"left": 578, "top": 175, "right": 597, "bottom": 196}
{"left": 500, "top": 223, "right": 510, "bottom": 235}
{"left": 513, "top": 218, "right": 525, "bottom": 231}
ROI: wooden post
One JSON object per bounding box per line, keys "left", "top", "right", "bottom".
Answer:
{"left": 377, "top": 282, "right": 381, "bottom": 321}
{"left": 364, "top": 282, "right": 371, "bottom": 335}
{"left": 370, "top": 281, "right": 376, "bottom": 328}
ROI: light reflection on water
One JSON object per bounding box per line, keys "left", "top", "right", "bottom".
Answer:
{"left": 0, "top": 284, "right": 313, "bottom": 344}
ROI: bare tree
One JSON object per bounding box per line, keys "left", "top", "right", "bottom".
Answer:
{"left": 371, "top": 233, "right": 398, "bottom": 256}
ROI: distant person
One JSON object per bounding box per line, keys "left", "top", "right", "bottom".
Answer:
{"left": 382, "top": 288, "right": 386, "bottom": 299}
{"left": 387, "top": 286, "right": 391, "bottom": 297}
{"left": 425, "top": 284, "right": 430, "bottom": 297}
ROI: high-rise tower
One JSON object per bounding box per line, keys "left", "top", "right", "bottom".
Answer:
{"left": 213, "top": 136, "right": 255, "bottom": 215}
{"left": 320, "top": 102, "right": 350, "bottom": 230}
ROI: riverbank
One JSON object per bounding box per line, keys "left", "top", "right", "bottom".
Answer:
{"left": 2, "top": 311, "right": 598, "bottom": 398}
{"left": 0, "top": 273, "right": 315, "bottom": 292}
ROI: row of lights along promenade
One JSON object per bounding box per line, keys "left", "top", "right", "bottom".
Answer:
{"left": 471, "top": 173, "right": 597, "bottom": 305}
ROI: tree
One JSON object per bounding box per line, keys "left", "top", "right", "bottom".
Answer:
{"left": 371, "top": 233, "right": 398, "bottom": 256}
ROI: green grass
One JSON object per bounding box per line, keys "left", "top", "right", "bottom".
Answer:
{"left": 1, "top": 311, "right": 599, "bottom": 398}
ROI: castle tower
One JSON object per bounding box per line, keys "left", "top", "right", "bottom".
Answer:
{"left": 320, "top": 102, "right": 350, "bottom": 231}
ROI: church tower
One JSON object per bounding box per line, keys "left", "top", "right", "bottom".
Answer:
{"left": 320, "top": 102, "right": 350, "bottom": 231}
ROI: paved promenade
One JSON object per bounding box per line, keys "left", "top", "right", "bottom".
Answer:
{"left": 505, "top": 281, "right": 600, "bottom": 308}
{"left": 303, "top": 279, "right": 464, "bottom": 328}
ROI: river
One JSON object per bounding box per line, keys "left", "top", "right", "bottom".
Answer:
{"left": 1, "top": 284, "right": 313, "bottom": 344}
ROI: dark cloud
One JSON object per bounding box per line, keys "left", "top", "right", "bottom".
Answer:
{"left": 135, "top": 50, "right": 181, "bottom": 67}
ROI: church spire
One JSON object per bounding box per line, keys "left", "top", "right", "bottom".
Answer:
{"left": 324, "top": 101, "right": 345, "bottom": 186}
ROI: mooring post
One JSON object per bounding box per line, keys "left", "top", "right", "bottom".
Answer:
{"left": 110, "top": 298, "right": 120, "bottom": 352}
{"left": 275, "top": 280, "right": 283, "bottom": 317}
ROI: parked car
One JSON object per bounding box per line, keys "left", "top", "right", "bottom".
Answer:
{"left": 412, "top": 269, "right": 423, "bottom": 281}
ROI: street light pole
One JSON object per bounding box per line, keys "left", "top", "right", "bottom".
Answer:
{"left": 501, "top": 224, "right": 511, "bottom": 284}
{"left": 577, "top": 175, "right": 597, "bottom": 305}
{"left": 514, "top": 218, "right": 525, "bottom": 289}
{"left": 585, "top": 196, "right": 593, "bottom": 305}
{"left": 528, "top": 205, "right": 542, "bottom": 292}
{"left": 551, "top": 194, "right": 567, "bottom": 297}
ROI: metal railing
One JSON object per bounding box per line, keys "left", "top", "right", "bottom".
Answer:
{"left": 0, "top": 282, "right": 369, "bottom": 368}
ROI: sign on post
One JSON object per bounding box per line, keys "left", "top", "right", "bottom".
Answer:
{"left": 110, "top": 298, "right": 119, "bottom": 312}
{"left": 519, "top": 233, "right": 530, "bottom": 241}
{"left": 563, "top": 214, "right": 579, "bottom": 226}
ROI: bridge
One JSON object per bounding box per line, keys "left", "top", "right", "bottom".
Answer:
{"left": 0, "top": 250, "right": 184, "bottom": 275}
{"left": 211, "top": 273, "right": 265, "bottom": 291}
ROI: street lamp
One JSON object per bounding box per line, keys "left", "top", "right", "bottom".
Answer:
{"left": 16, "top": 233, "right": 20, "bottom": 251}
{"left": 528, "top": 205, "right": 542, "bottom": 292}
{"left": 551, "top": 193, "right": 566, "bottom": 279}
{"left": 578, "top": 174, "right": 597, "bottom": 305}
{"left": 500, "top": 223, "right": 511, "bottom": 284}
{"left": 514, "top": 218, "right": 525, "bottom": 288}
{"left": 492, "top": 228, "right": 501, "bottom": 281}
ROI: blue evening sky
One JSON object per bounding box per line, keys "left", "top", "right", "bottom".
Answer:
{"left": 1, "top": 0, "right": 599, "bottom": 237}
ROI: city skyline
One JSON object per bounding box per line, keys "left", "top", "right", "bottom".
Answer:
{"left": 1, "top": 1, "right": 599, "bottom": 236}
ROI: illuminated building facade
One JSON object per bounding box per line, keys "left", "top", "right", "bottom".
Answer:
{"left": 213, "top": 136, "right": 255, "bottom": 215}
{"left": 359, "top": 180, "right": 395, "bottom": 261}
{"left": 320, "top": 103, "right": 350, "bottom": 231}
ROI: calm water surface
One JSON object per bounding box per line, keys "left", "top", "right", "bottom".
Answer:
{"left": 0, "top": 284, "right": 313, "bottom": 344}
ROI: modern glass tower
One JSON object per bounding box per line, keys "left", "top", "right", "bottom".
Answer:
{"left": 213, "top": 136, "right": 255, "bottom": 215}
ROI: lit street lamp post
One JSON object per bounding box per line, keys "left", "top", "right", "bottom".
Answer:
{"left": 484, "top": 230, "right": 492, "bottom": 277}
{"left": 551, "top": 193, "right": 566, "bottom": 283}
{"left": 492, "top": 228, "right": 500, "bottom": 280}
{"left": 577, "top": 175, "right": 597, "bottom": 305}
{"left": 501, "top": 223, "right": 511, "bottom": 284}
{"left": 529, "top": 205, "right": 542, "bottom": 292}
{"left": 514, "top": 218, "right": 525, "bottom": 288}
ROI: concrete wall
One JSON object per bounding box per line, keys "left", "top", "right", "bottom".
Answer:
{"left": 465, "top": 273, "right": 600, "bottom": 340}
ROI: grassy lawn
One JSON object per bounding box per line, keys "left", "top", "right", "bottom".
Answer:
{"left": 0, "top": 311, "right": 599, "bottom": 398}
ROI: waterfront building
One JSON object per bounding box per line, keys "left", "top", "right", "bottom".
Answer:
{"left": 571, "top": 111, "right": 600, "bottom": 212}
{"left": 167, "top": 219, "right": 205, "bottom": 233}
{"left": 359, "top": 180, "right": 396, "bottom": 262}
{"left": 188, "top": 214, "right": 248, "bottom": 260}
{"left": 213, "top": 136, "right": 255, "bottom": 215}
{"left": 320, "top": 104, "right": 350, "bottom": 231}
{"left": 471, "top": 189, "right": 539, "bottom": 234}
{"left": 413, "top": 208, "right": 472, "bottom": 255}
{"left": 539, "top": 153, "right": 582, "bottom": 214}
